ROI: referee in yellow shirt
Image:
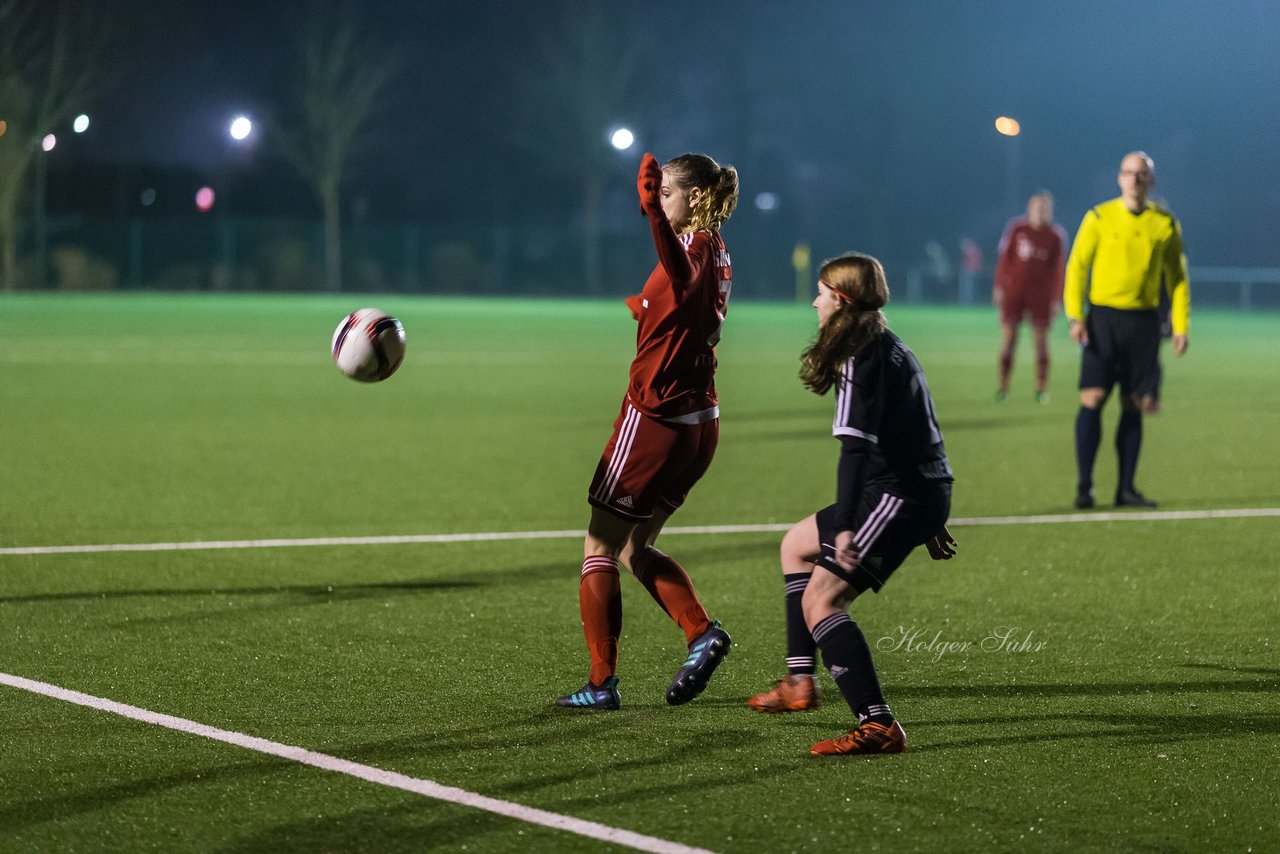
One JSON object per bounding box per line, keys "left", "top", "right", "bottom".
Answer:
{"left": 1063, "top": 151, "right": 1190, "bottom": 509}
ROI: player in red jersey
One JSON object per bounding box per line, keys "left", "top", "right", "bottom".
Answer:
{"left": 556, "top": 152, "right": 739, "bottom": 712}
{"left": 993, "top": 191, "right": 1067, "bottom": 403}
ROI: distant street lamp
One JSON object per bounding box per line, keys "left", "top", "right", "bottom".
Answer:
{"left": 994, "top": 115, "right": 1021, "bottom": 137}
{"left": 229, "top": 115, "right": 253, "bottom": 142}
{"left": 34, "top": 114, "right": 90, "bottom": 286}
{"left": 609, "top": 127, "right": 635, "bottom": 151}
{"left": 995, "top": 115, "right": 1022, "bottom": 214}
{"left": 195, "top": 186, "right": 216, "bottom": 212}
{"left": 754, "top": 191, "right": 779, "bottom": 212}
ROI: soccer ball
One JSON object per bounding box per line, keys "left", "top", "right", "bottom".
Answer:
{"left": 331, "top": 307, "right": 406, "bottom": 382}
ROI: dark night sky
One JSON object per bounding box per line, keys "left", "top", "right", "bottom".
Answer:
{"left": 71, "top": 0, "right": 1280, "bottom": 273}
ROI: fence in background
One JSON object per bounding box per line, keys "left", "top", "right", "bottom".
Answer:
{"left": 905, "top": 263, "right": 1280, "bottom": 312}
{"left": 7, "top": 215, "right": 1280, "bottom": 310}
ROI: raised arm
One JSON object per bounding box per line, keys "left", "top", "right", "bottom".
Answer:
{"left": 637, "top": 152, "right": 705, "bottom": 299}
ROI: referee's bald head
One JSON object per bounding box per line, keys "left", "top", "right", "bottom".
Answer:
{"left": 1118, "top": 152, "right": 1156, "bottom": 209}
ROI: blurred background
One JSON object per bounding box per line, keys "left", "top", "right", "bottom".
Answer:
{"left": 2, "top": 0, "right": 1278, "bottom": 307}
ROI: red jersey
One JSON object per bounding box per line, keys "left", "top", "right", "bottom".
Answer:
{"left": 994, "top": 219, "right": 1067, "bottom": 300}
{"left": 627, "top": 219, "right": 732, "bottom": 421}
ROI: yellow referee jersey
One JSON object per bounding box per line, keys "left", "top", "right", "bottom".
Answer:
{"left": 1063, "top": 197, "right": 1190, "bottom": 334}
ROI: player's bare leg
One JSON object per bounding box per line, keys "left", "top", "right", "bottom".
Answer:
{"left": 618, "top": 507, "right": 730, "bottom": 705}
{"left": 618, "top": 507, "right": 709, "bottom": 641}
{"left": 997, "top": 321, "right": 1018, "bottom": 401}
{"left": 1032, "top": 324, "right": 1051, "bottom": 402}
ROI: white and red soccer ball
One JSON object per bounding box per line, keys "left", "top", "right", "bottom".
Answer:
{"left": 331, "top": 307, "right": 406, "bottom": 382}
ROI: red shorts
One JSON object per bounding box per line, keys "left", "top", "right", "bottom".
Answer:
{"left": 999, "top": 288, "right": 1054, "bottom": 329}
{"left": 587, "top": 398, "right": 719, "bottom": 522}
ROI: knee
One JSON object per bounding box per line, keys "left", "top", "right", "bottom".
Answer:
{"left": 801, "top": 598, "right": 826, "bottom": 632}
{"left": 779, "top": 538, "right": 800, "bottom": 572}
{"left": 801, "top": 582, "right": 843, "bottom": 630}
{"left": 622, "top": 540, "right": 660, "bottom": 574}
{"left": 584, "top": 532, "right": 622, "bottom": 561}
{"left": 1079, "top": 388, "right": 1106, "bottom": 409}
{"left": 779, "top": 527, "right": 813, "bottom": 574}
{"left": 1119, "top": 394, "right": 1143, "bottom": 413}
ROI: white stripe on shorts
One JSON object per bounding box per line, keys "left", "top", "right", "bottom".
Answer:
{"left": 594, "top": 404, "right": 641, "bottom": 504}
{"left": 854, "top": 494, "right": 903, "bottom": 553}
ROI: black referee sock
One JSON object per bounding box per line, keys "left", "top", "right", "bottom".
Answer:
{"left": 1075, "top": 406, "right": 1102, "bottom": 491}
{"left": 783, "top": 573, "right": 816, "bottom": 676}
{"left": 811, "top": 612, "right": 891, "bottom": 724}
{"left": 1115, "top": 408, "right": 1143, "bottom": 493}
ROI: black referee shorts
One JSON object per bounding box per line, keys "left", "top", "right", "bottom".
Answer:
{"left": 1080, "top": 306, "right": 1161, "bottom": 397}
{"left": 815, "top": 481, "right": 952, "bottom": 594}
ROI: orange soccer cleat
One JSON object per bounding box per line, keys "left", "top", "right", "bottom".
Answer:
{"left": 808, "top": 720, "right": 907, "bottom": 756}
{"left": 747, "top": 675, "right": 820, "bottom": 713}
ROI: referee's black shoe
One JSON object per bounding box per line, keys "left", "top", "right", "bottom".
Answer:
{"left": 1074, "top": 489, "right": 1095, "bottom": 510}
{"left": 1115, "top": 489, "right": 1157, "bottom": 508}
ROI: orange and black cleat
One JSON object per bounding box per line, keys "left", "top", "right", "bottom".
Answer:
{"left": 809, "top": 720, "right": 907, "bottom": 756}
{"left": 747, "top": 675, "right": 820, "bottom": 713}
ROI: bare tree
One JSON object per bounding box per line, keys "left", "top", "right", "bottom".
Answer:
{"left": 0, "top": 0, "right": 107, "bottom": 290}
{"left": 521, "top": 3, "right": 646, "bottom": 293}
{"left": 267, "top": 4, "right": 403, "bottom": 292}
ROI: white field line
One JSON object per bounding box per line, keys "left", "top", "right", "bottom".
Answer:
{"left": 0, "top": 671, "right": 716, "bottom": 854}
{"left": 2, "top": 508, "right": 1278, "bottom": 557}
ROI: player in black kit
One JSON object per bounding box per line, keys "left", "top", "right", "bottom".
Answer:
{"left": 747, "top": 252, "right": 958, "bottom": 756}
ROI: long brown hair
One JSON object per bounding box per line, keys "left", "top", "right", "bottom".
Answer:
{"left": 799, "top": 253, "right": 889, "bottom": 395}
{"left": 664, "top": 153, "right": 739, "bottom": 232}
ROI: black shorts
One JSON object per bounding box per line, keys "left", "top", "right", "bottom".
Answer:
{"left": 815, "top": 481, "right": 952, "bottom": 594}
{"left": 1079, "top": 306, "right": 1160, "bottom": 397}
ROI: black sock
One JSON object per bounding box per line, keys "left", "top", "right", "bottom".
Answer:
{"left": 1075, "top": 406, "right": 1102, "bottom": 492}
{"left": 783, "top": 573, "right": 816, "bottom": 676}
{"left": 811, "top": 612, "right": 892, "bottom": 724}
{"left": 1115, "top": 408, "right": 1143, "bottom": 493}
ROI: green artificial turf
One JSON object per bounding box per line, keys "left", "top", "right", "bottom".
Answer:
{"left": 1, "top": 293, "right": 1278, "bottom": 851}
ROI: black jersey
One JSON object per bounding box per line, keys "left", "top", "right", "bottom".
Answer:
{"left": 831, "top": 330, "right": 952, "bottom": 531}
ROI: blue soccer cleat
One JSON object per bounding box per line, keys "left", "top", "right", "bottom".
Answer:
{"left": 666, "top": 621, "right": 731, "bottom": 705}
{"left": 555, "top": 676, "right": 621, "bottom": 711}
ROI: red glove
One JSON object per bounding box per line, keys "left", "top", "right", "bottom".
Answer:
{"left": 636, "top": 152, "right": 663, "bottom": 216}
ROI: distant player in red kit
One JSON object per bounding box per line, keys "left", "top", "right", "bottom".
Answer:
{"left": 993, "top": 191, "right": 1067, "bottom": 403}
{"left": 556, "top": 152, "right": 739, "bottom": 711}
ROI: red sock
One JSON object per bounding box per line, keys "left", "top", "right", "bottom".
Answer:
{"left": 631, "top": 548, "right": 710, "bottom": 644}
{"left": 579, "top": 556, "right": 621, "bottom": 685}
